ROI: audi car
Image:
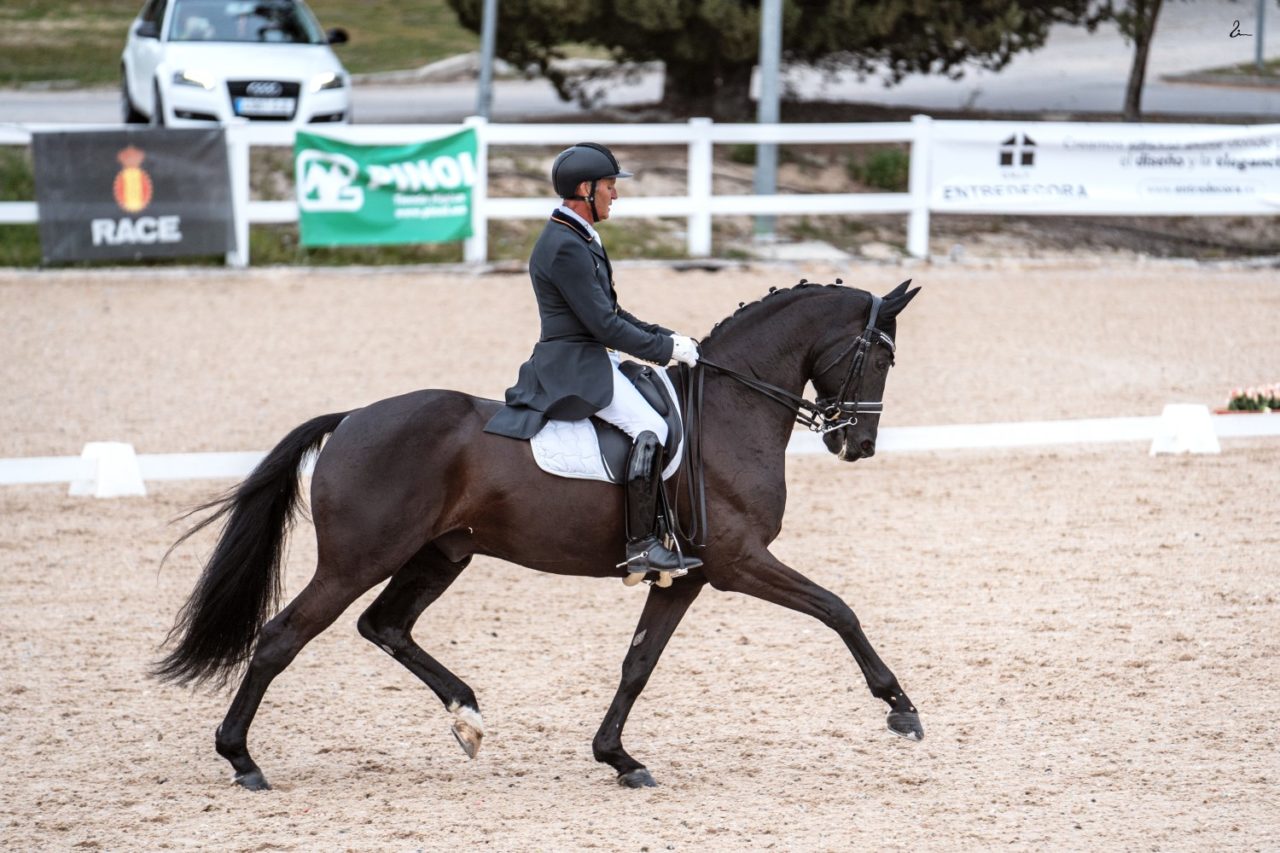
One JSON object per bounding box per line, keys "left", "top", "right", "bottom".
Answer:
{"left": 121, "top": 0, "right": 351, "bottom": 127}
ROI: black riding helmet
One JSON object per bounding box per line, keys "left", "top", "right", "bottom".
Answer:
{"left": 551, "top": 142, "right": 633, "bottom": 222}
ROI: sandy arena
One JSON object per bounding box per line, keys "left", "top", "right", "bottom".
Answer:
{"left": 1, "top": 260, "right": 1278, "bottom": 851}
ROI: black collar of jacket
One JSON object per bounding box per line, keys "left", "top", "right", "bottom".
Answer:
{"left": 549, "top": 211, "right": 594, "bottom": 243}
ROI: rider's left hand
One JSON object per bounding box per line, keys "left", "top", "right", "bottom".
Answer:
{"left": 670, "top": 335, "right": 700, "bottom": 367}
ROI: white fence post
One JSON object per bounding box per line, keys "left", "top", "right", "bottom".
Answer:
{"left": 224, "top": 124, "right": 251, "bottom": 268}
{"left": 464, "top": 115, "right": 489, "bottom": 264}
{"left": 687, "top": 117, "right": 713, "bottom": 257}
{"left": 907, "top": 114, "right": 933, "bottom": 259}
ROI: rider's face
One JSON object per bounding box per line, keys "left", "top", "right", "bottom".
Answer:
{"left": 581, "top": 177, "right": 617, "bottom": 220}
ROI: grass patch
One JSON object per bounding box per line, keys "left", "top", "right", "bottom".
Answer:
{"left": 303, "top": 0, "right": 475, "bottom": 76}
{"left": 1199, "top": 58, "right": 1280, "bottom": 78}
{"left": 0, "top": 0, "right": 475, "bottom": 87}
{"left": 0, "top": 225, "right": 41, "bottom": 267}
{"left": 846, "top": 147, "right": 909, "bottom": 192}
{"left": 0, "top": 146, "right": 34, "bottom": 200}
{"left": 0, "top": 147, "right": 38, "bottom": 264}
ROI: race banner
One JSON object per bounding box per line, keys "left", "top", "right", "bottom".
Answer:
{"left": 929, "top": 122, "right": 1280, "bottom": 215}
{"left": 295, "top": 128, "right": 477, "bottom": 247}
{"left": 32, "top": 128, "right": 235, "bottom": 263}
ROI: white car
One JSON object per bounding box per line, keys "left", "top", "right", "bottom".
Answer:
{"left": 121, "top": 0, "right": 352, "bottom": 127}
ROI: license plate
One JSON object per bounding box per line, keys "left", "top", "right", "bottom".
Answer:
{"left": 234, "top": 97, "right": 295, "bottom": 117}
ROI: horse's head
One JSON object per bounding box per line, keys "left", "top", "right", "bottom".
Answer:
{"left": 810, "top": 280, "right": 920, "bottom": 462}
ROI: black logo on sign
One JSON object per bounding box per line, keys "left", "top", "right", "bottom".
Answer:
{"left": 1000, "top": 133, "right": 1036, "bottom": 167}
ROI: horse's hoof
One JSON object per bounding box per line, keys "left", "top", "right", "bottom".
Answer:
{"left": 887, "top": 710, "right": 924, "bottom": 741}
{"left": 451, "top": 720, "right": 483, "bottom": 759}
{"left": 617, "top": 768, "right": 657, "bottom": 788}
{"left": 233, "top": 770, "right": 271, "bottom": 791}
{"left": 449, "top": 704, "right": 485, "bottom": 759}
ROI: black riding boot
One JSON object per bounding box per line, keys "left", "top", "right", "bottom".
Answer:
{"left": 620, "top": 431, "right": 702, "bottom": 577}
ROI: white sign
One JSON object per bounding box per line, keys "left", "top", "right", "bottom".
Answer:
{"left": 930, "top": 122, "right": 1280, "bottom": 215}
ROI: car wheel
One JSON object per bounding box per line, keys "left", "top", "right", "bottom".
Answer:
{"left": 151, "top": 80, "right": 166, "bottom": 127}
{"left": 121, "top": 76, "right": 146, "bottom": 124}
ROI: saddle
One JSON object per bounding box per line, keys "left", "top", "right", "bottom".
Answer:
{"left": 529, "top": 361, "right": 683, "bottom": 485}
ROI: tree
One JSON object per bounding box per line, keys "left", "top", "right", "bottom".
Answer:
{"left": 1100, "top": 0, "right": 1166, "bottom": 120}
{"left": 447, "top": 0, "right": 1101, "bottom": 119}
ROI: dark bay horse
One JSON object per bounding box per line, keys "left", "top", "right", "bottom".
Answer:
{"left": 156, "top": 279, "right": 923, "bottom": 790}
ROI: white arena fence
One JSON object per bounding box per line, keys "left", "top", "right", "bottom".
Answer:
{"left": 3, "top": 409, "right": 1279, "bottom": 497}
{"left": 1, "top": 116, "right": 1277, "bottom": 265}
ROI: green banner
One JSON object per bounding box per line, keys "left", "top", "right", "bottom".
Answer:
{"left": 295, "top": 128, "right": 476, "bottom": 247}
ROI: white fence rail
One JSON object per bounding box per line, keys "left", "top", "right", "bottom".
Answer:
{"left": 4, "top": 412, "right": 1279, "bottom": 496}
{"left": 218, "top": 116, "right": 928, "bottom": 266}
{"left": 3, "top": 116, "right": 1278, "bottom": 266}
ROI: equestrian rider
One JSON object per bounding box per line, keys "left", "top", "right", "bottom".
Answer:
{"left": 483, "top": 142, "right": 702, "bottom": 578}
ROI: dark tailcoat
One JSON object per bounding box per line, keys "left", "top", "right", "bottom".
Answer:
{"left": 484, "top": 211, "right": 674, "bottom": 439}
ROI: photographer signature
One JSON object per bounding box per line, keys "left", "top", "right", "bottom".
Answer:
{"left": 1229, "top": 19, "right": 1252, "bottom": 38}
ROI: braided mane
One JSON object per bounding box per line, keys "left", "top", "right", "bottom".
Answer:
{"left": 700, "top": 279, "right": 850, "bottom": 346}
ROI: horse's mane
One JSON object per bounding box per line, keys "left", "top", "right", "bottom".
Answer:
{"left": 700, "top": 279, "right": 854, "bottom": 346}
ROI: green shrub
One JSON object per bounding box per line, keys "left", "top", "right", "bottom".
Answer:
{"left": 847, "top": 148, "right": 910, "bottom": 192}
{"left": 728, "top": 144, "right": 756, "bottom": 165}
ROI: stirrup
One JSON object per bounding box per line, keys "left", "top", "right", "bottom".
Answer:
{"left": 617, "top": 537, "right": 700, "bottom": 588}
{"left": 621, "top": 567, "right": 686, "bottom": 588}
{"left": 617, "top": 537, "right": 691, "bottom": 572}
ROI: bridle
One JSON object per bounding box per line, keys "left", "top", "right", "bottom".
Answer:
{"left": 672, "top": 294, "right": 895, "bottom": 546}
{"left": 810, "top": 293, "right": 896, "bottom": 434}
{"left": 698, "top": 293, "right": 895, "bottom": 435}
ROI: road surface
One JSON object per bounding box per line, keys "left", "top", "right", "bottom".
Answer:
{"left": 1, "top": 0, "right": 1277, "bottom": 124}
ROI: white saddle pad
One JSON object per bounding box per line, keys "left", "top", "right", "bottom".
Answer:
{"left": 530, "top": 370, "right": 683, "bottom": 484}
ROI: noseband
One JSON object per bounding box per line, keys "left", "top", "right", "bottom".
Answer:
{"left": 673, "top": 294, "right": 895, "bottom": 546}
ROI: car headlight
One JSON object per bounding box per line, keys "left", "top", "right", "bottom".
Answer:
{"left": 172, "top": 69, "right": 216, "bottom": 90}
{"left": 309, "top": 71, "right": 345, "bottom": 93}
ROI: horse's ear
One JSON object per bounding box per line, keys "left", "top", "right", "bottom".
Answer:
{"left": 883, "top": 279, "right": 912, "bottom": 300}
{"left": 880, "top": 285, "right": 921, "bottom": 319}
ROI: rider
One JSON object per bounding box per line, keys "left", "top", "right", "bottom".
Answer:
{"left": 483, "top": 142, "right": 702, "bottom": 578}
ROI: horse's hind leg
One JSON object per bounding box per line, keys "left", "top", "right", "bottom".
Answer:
{"left": 356, "top": 543, "right": 483, "bottom": 758}
{"left": 216, "top": 571, "right": 376, "bottom": 790}
{"left": 716, "top": 552, "right": 923, "bottom": 741}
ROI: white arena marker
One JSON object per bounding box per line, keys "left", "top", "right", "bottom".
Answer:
{"left": 68, "top": 442, "right": 147, "bottom": 498}
{"left": 1149, "top": 404, "right": 1220, "bottom": 456}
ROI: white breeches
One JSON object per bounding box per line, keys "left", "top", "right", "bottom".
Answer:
{"left": 594, "top": 352, "right": 669, "bottom": 445}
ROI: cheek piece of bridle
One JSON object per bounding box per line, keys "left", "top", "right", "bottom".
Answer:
{"left": 671, "top": 294, "right": 895, "bottom": 546}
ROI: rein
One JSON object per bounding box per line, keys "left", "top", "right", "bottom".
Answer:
{"left": 671, "top": 294, "right": 894, "bottom": 548}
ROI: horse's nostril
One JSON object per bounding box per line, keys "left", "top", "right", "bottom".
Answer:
{"left": 860, "top": 439, "right": 876, "bottom": 457}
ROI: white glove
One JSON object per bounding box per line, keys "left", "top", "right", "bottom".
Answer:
{"left": 669, "top": 334, "right": 700, "bottom": 367}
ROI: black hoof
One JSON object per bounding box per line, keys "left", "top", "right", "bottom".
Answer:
{"left": 233, "top": 769, "right": 271, "bottom": 791}
{"left": 617, "top": 768, "right": 657, "bottom": 788}
{"left": 887, "top": 710, "right": 924, "bottom": 741}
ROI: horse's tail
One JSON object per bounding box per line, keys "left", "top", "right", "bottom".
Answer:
{"left": 152, "top": 411, "right": 351, "bottom": 689}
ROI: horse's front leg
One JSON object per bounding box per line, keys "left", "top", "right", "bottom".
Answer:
{"left": 593, "top": 577, "right": 706, "bottom": 788}
{"left": 713, "top": 552, "right": 923, "bottom": 741}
